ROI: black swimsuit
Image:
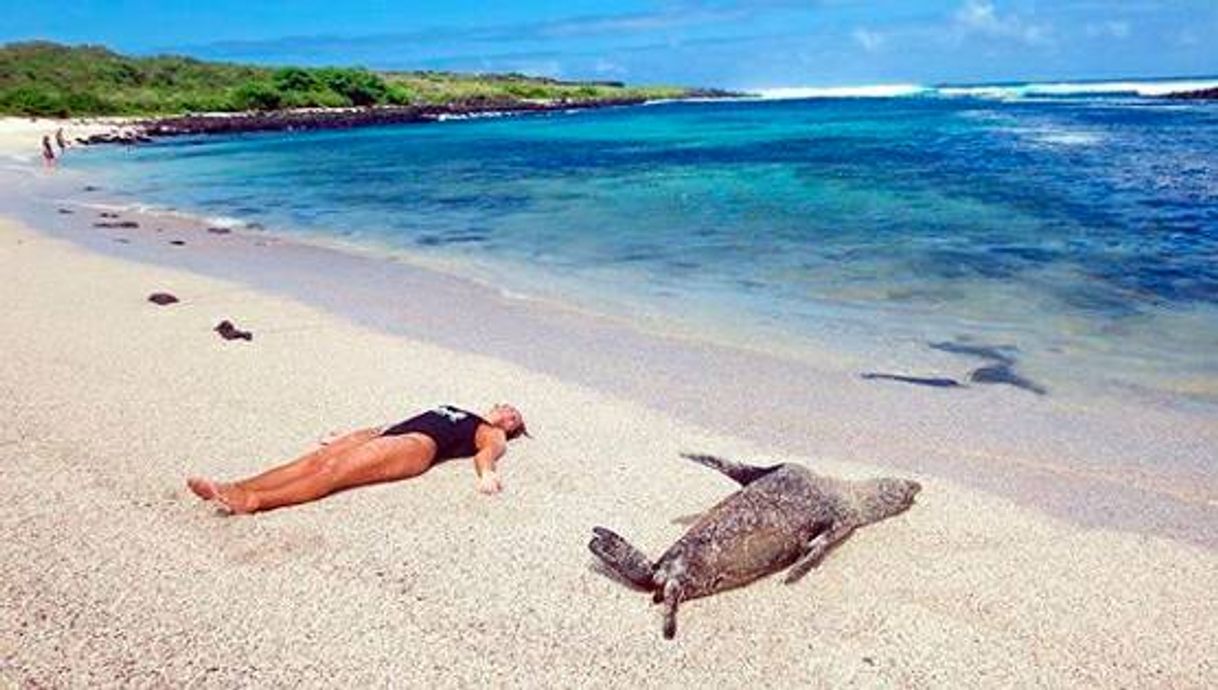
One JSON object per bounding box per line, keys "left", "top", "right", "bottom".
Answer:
{"left": 380, "top": 405, "right": 486, "bottom": 461}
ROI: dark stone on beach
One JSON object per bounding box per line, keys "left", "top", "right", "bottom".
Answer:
{"left": 113, "top": 238, "right": 130, "bottom": 244}
{"left": 93, "top": 221, "right": 139, "bottom": 228}
{"left": 969, "top": 364, "right": 1047, "bottom": 395}
{"left": 169, "top": 240, "right": 186, "bottom": 246}
{"left": 214, "top": 320, "right": 253, "bottom": 342}
{"left": 928, "top": 340, "right": 1017, "bottom": 365}
{"left": 147, "top": 292, "right": 179, "bottom": 306}
{"left": 82, "top": 185, "right": 100, "bottom": 192}
{"left": 1165, "top": 87, "right": 1218, "bottom": 100}
{"left": 98, "top": 212, "right": 118, "bottom": 218}
{"left": 206, "top": 227, "right": 231, "bottom": 234}
{"left": 860, "top": 372, "right": 962, "bottom": 388}
{"left": 57, "top": 208, "right": 74, "bottom": 215}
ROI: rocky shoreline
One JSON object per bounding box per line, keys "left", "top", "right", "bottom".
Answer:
{"left": 76, "top": 93, "right": 734, "bottom": 145}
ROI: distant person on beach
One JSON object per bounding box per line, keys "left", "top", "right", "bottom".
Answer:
{"left": 54, "top": 127, "right": 67, "bottom": 153}
{"left": 187, "top": 403, "right": 528, "bottom": 514}
{"left": 41, "top": 135, "right": 56, "bottom": 167}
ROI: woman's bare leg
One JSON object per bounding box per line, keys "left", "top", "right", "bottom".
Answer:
{"left": 217, "top": 435, "right": 434, "bottom": 513}
{"left": 232, "top": 427, "right": 382, "bottom": 492}
{"left": 187, "top": 427, "right": 381, "bottom": 501}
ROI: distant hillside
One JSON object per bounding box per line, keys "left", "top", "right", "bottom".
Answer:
{"left": 0, "top": 42, "right": 703, "bottom": 117}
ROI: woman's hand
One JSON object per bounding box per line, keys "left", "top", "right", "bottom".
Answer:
{"left": 477, "top": 470, "right": 503, "bottom": 495}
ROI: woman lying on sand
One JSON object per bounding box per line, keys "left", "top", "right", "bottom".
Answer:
{"left": 187, "top": 403, "right": 527, "bottom": 514}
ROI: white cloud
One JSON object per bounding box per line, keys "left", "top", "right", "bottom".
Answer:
{"left": 1085, "top": 20, "right": 1131, "bottom": 39}
{"left": 954, "top": 0, "right": 1050, "bottom": 45}
{"left": 1175, "top": 29, "right": 1198, "bottom": 47}
{"left": 852, "top": 28, "right": 886, "bottom": 53}
{"left": 593, "top": 58, "right": 626, "bottom": 76}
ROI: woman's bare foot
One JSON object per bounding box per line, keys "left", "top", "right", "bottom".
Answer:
{"left": 187, "top": 476, "right": 218, "bottom": 501}
{"left": 187, "top": 477, "right": 255, "bottom": 514}
{"left": 212, "top": 484, "right": 256, "bottom": 515}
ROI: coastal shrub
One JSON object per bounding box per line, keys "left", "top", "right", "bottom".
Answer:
{"left": 0, "top": 41, "right": 703, "bottom": 117}
{"left": 174, "top": 92, "right": 239, "bottom": 114}
{"left": 232, "top": 81, "right": 283, "bottom": 111}
{"left": 385, "top": 84, "right": 415, "bottom": 105}
{"left": 0, "top": 86, "right": 66, "bottom": 116}
{"left": 273, "top": 67, "right": 320, "bottom": 94}
{"left": 316, "top": 68, "right": 388, "bottom": 106}
{"left": 61, "top": 90, "right": 112, "bottom": 114}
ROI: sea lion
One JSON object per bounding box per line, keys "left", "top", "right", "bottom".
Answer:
{"left": 589, "top": 453, "right": 921, "bottom": 639}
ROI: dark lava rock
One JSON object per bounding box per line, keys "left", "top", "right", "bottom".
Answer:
{"left": 147, "top": 292, "right": 179, "bottom": 306}
{"left": 98, "top": 212, "right": 119, "bottom": 218}
{"left": 214, "top": 320, "right": 253, "bottom": 341}
{"left": 860, "top": 372, "right": 962, "bottom": 388}
{"left": 93, "top": 221, "right": 140, "bottom": 228}
{"left": 169, "top": 240, "right": 186, "bottom": 245}
{"left": 82, "top": 185, "right": 100, "bottom": 192}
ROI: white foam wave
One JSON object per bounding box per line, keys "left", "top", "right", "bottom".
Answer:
{"left": 749, "top": 78, "right": 1218, "bottom": 102}
{"left": 939, "top": 79, "right": 1218, "bottom": 100}
{"left": 754, "top": 84, "right": 929, "bottom": 100}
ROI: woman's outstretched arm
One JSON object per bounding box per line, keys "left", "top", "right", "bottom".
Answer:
{"left": 473, "top": 437, "right": 507, "bottom": 494}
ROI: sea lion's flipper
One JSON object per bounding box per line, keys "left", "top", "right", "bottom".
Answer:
{"left": 661, "top": 579, "right": 683, "bottom": 639}
{"left": 785, "top": 521, "right": 856, "bottom": 584}
{"left": 589, "top": 527, "right": 656, "bottom": 589}
{"left": 680, "top": 453, "right": 781, "bottom": 486}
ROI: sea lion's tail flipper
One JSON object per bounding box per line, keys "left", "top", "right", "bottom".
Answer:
{"left": 680, "top": 453, "right": 781, "bottom": 486}
{"left": 589, "top": 527, "right": 655, "bottom": 589}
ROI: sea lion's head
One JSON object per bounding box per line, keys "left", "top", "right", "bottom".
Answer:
{"left": 856, "top": 477, "right": 922, "bottom": 522}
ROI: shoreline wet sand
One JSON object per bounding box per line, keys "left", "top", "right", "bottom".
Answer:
{"left": 1, "top": 123, "right": 1216, "bottom": 687}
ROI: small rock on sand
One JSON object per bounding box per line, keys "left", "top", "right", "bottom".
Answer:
{"left": 147, "top": 292, "right": 179, "bottom": 306}
{"left": 93, "top": 221, "right": 140, "bottom": 229}
{"left": 206, "top": 227, "right": 232, "bottom": 235}
{"left": 214, "top": 320, "right": 253, "bottom": 341}
{"left": 169, "top": 240, "right": 186, "bottom": 246}
{"left": 57, "top": 208, "right": 75, "bottom": 215}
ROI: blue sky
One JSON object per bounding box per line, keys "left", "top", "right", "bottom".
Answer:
{"left": 2, "top": 1, "right": 1215, "bottom": 87}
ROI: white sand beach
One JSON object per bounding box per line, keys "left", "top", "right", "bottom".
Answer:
{"left": 1, "top": 121, "right": 1217, "bottom": 688}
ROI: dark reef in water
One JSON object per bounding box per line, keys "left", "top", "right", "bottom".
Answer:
{"left": 969, "top": 364, "right": 1047, "bottom": 395}
{"left": 928, "top": 341, "right": 1018, "bottom": 365}
{"left": 929, "top": 339, "right": 1049, "bottom": 395}
{"left": 1164, "top": 86, "right": 1218, "bottom": 100}
{"left": 860, "top": 373, "right": 962, "bottom": 389}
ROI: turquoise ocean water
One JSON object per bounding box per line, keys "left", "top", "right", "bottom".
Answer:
{"left": 76, "top": 82, "right": 1218, "bottom": 402}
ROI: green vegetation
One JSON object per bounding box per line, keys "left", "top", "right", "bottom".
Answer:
{"left": 0, "top": 41, "right": 696, "bottom": 117}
